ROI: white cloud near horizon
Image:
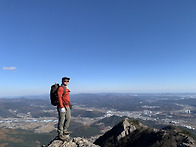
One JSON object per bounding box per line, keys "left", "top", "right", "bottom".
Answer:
{"left": 2, "top": 66, "right": 16, "bottom": 71}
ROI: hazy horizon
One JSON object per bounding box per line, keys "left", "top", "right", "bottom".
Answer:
{"left": 1, "top": 91, "right": 196, "bottom": 99}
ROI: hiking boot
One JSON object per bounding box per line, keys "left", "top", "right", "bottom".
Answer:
{"left": 63, "top": 131, "right": 72, "bottom": 135}
{"left": 59, "top": 135, "right": 70, "bottom": 141}
{"left": 58, "top": 135, "right": 66, "bottom": 140}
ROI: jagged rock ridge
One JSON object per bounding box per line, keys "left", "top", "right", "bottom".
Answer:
{"left": 47, "top": 118, "right": 196, "bottom": 147}
{"left": 94, "top": 118, "right": 196, "bottom": 147}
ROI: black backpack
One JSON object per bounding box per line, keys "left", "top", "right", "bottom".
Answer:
{"left": 50, "top": 83, "right": 66, "bottom": 106}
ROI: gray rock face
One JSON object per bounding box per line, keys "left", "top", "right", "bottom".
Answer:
{"left": 116, "top": 118, "right": 148, "bottom": 140}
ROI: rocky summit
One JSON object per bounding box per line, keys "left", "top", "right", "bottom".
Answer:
{"left": 46, "top": 118, "right": 196, "bottom": 147}
{"left": 47, "top": 136, "right": 99, "bottom": 147}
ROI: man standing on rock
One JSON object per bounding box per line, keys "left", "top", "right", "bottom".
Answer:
{"left": 57, "top": 77, "right": 72, "bottom": 140}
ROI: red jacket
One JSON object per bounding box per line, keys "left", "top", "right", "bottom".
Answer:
{"left": 57, "top": 86, "right": 70, "bottom": 108}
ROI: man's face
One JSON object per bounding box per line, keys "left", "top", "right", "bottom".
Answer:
{"left": 63, "top": 79, "right": 69, "bottom": 86}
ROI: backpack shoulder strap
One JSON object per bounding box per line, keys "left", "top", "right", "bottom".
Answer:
{"left": 61, "top": 86, "right": 66, "bottom": 96}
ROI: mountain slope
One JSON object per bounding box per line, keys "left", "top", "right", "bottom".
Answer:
{"left": 0, "top": 128, "right": 55, "bottom": 147}
{"left": 94, "top": 118, "right": 196, "bottom": 147}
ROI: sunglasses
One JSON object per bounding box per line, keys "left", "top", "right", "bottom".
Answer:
{"left": 64, "top": 81, "right": 69, "bottom": 82}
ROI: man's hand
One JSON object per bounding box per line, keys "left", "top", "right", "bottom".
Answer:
{"left": 69, "top": 103, "right": 73, "bottom": 109}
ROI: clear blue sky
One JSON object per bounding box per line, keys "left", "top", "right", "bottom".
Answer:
{"left": 0, "top": 0, "right": 196, "bottom": 97}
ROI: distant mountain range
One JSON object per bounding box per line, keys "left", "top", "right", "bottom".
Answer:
{"left": 70, "top": 93, "right": 196, "bottom": 112}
